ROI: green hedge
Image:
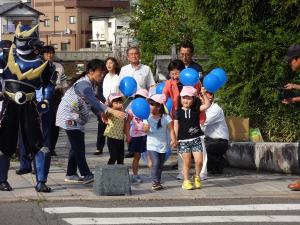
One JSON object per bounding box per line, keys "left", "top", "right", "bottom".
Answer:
{"left": 131, "top": 0, "right": 300, "bottom": 141}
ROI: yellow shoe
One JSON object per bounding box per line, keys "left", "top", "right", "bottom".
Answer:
{"left": 194, "top": 176, "right": 202, "bottom": 189}
{"left": 182, "top": 180, "right": 194, "bottom": 190}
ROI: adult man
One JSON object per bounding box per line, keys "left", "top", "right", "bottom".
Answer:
{"left": 283, "top": 44, "right": 300, "bottom": 191}
{"left": 201, "top": 92, "right": 229, "bottom": 174}
{"left": 41, "top": 46, "right": 68, "bottom": 156}
{"left": 179, "top": 41, "right": 203, "bottom": 80}
{"left": 119, "top": 46, "right": 155, "bottom": 90}
{"left": 119, "top": 46, "right": 155, "bottom": 157}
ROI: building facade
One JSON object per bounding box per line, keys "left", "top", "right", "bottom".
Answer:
{"left": 0, "top": 1, "right": 42, "bottom": 41}
{"left": 33, "top": 0, "right": 130, "bottom": 51}
{"left": 90, "top": 14, "right": 133, "bottom": 53}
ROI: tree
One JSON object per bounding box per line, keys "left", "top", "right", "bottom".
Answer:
{"left": 131, "top": 0, "right": 300, "bottom": 141}
{"left": 130, "top": 0, "right": 203, "bottom": 66}
{"left": 195, "top": 0, "right": 300, "bottom": 141}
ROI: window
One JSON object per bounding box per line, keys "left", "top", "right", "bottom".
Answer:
{"left": 108, "top": 22, "right": 112, "bottom": 28}
{"left": 51, "top": 44, "right": 58, "bottom": 50}
{"left": 44, "top": 19, "right": 50, "bottom": 27}
{"left": 69, "top": 16, "right": 76, "bottom": 24}
{"left": 61, "top": 43, "right": 69, "bottom": 51}
{"left": 54, "top": 16, "right": 59, "bottom": 22}
{"left": 117, "top": 25, "right": 123, "bottom": 29}
{"left": 89, "top": 16, "right": 93, "bottom": 24}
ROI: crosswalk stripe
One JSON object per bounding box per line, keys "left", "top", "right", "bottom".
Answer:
{"left": 43, "top": 204, "right": 300, "bottom": 214}
{"left": 63, "top": 216, "right": 300, "bottom": 224}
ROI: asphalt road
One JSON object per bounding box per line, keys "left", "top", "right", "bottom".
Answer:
{"left": 1, "top": 198, "right": 300, "bottom": 225}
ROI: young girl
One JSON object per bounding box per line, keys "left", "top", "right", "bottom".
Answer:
{"left": 94, "top": 57, "right": 120, "bottom": 155}
{"left": 104, "top": 93, "right": 125, "bottom": 164}
{"left": 56, "top": 59, "right": 125, "bottom": 184}
{"left": 174, "top": 86, "right": 210, "bottom": 190}
{"left": 145, "top": 94, "right": 176, "bottom": 190}
{"left": 163, "top": 59, "right": 204, "bottom": 181}
{"left": 125, "top": 89, "right": 149, "bottom": 183}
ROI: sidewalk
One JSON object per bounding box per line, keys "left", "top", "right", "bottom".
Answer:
{"left": 0, "top": 116, "right": 299, "bottom": 202}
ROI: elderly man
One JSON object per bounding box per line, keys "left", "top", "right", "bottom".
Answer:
{"left": 119, "top": 46, "right": 155, "bottom": 158}
{"left": 119, "top": 46, "right": 155, "bottom": 90}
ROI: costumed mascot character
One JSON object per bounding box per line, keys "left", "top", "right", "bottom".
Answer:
{"left": 0, "top": 24, "right": 56, "bottom": 192}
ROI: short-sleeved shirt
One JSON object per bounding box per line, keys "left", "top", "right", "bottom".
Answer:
{"left": 119, "top": 64, "right": 155, "bottom": 90}
{"left": 174, "top": 98, "right": 204, "bottom": 141}
{"left": 147, "top": 114, "right": 172, "bottom": 153}
{"left": 104, "top": 113, "right": 125, "bottom": 140}
{"left": 102, "top": 73, "right": 120, "bottom": 101}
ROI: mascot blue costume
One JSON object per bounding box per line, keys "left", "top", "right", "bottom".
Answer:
{"left": 0, "top": 24, "right": 56, "bottom": 192}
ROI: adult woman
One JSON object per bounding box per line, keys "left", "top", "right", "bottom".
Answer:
{"left": 94, "top": 57, "right": 121, "bottom": 155}
{"left": 56, "top": 59, "right": 125, "bottom": 183}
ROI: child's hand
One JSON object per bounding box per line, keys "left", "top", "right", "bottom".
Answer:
{"left": 200, "top": 87, "right": 207, "bottom": 96}
{"left": 143, "top": 123, "right": 150, "bottom": 133}
{"left": 170, "top": 138, "right": 177, "bottom": 149}
{"left": 126, "top": 135, "right": 131, "bottom": 144}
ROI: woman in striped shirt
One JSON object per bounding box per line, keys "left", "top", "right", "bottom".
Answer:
{"left": 56, "top": 59, "right": 126, "bottom": 184}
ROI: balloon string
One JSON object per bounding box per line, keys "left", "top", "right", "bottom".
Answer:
{"left": 123, "top": 97, "right": 130, "bottom": 106}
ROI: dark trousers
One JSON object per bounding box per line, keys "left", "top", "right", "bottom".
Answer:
{"left": 45, "top": 91, "right": 62, "bottom": 154}
{"left": 205, "top": 137, "right": 229, "bottom": 172}
{"left": 96, "top": 119, "right": 107, "bottom": 151}
{"left": 148, "top": 150, "right": 166, "bottom": 184}
{"left": 107, "top": 137, "right": 124, "bottom": 164}
{"left": 66, "top": 129, "right": 91, "bottom": 177}
{"left": 0, "top": 100, "right": 43, "bottom": 157}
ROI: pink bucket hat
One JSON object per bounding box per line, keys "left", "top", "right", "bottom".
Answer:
{"left": 180, "top": 86, "right": 197, "bottom": 97}
{"left": 149, "top": 94, "right": 164, "bottom": 104}
{"left": 107, "top": 93, "right": 124, "bottom": 104}
{"left": 135, "top": 88, "right": 149, "bottom": 98}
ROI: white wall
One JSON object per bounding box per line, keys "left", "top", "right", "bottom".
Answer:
{"left": 91, "top": 15, "right": 133, "bottom": 51}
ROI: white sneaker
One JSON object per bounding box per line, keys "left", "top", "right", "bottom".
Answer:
{"left": 131, "top": 175, "right": 143, "bottom": 183}
{"left": 64, "top": 174, "right": 83, "bottom": 183}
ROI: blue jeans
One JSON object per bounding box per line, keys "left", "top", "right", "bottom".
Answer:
{"left": 148, "top": 150, "right": 166, "bottom": 184}
{"left": 65, "top": 129, "right": 91, "bottom": 177}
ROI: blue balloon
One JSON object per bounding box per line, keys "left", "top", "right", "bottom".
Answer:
{"left": 155, "top": 82, "right": 165, "bottom": 94}
{"left": 210, "top": 68, "right": 227, "bottom": 87}
{"left": 203, "top": 74, "right": 222, "bottom": 93}
{"left": 179, "top": 68, "right": 199, "bottom": 86}
{"left": 131, "top": 97, "right": 150, "bottom": 120}
{"left": 119, "top": 76, "right": 137, "bottom": 96}
{"left": 165, "top": 97, "right": 173, "bottom": 114}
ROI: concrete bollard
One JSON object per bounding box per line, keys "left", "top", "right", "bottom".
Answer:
{"left": 93, "top": 164, "right": 131, "bottom": 196}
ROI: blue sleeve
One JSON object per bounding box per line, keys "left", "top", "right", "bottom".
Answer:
{"left": 74, "top": 81, "right": 108, "bottom": 113}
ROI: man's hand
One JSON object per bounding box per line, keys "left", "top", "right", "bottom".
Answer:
{"left": 284, "top": 83, "right": 300, "bottom": 90}
{"left": 282, "top": 96, "right": 300, "bottom": 104}
{"left": 282, "top": 98, "right": 294, "bottom": 104}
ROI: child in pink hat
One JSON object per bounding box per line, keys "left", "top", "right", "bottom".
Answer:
{"left": 104, "top": 93, "right": 126, "bottom": 164}
{"left": 174, "top": 86, "right": 210, "bottom": 190}
{"left": 125, "top": 89, "right": 149, "bottom": 183}
{"left": 144, "top": 94, "right": 176, "bottom": 190}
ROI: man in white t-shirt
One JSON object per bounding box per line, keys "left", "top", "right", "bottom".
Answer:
{"left": 201, "top": 92, "right": 229, "bottom": 174}
{"left": 119, "top": 46, "right": 155, "bottom": 90}
{"left": 119, "top": 46, "right": 156, "bottom": 158}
